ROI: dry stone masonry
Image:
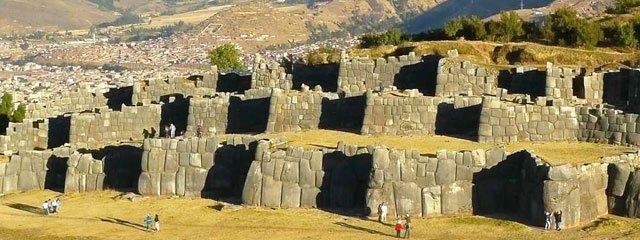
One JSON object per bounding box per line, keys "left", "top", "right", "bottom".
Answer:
{"left": 435, "top": 58, "right": 497, "bottom": 97}
{"left": 26, "top": 89, "right": 108, "bottom": 119}
{"left": 266, "top": 89, "right": 323, "bottom": 133}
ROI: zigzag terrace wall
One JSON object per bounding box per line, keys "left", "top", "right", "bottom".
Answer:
{"left": 25, "top": 89, "right": 108, "bottom": 119}
{"left": 0, "top": 119, "right": 49, "bottom": 152}
{"left": 577, "top": 107, "right": 640, "bottom": 146}
{"left": 604, "top": 152, "right": 640, "bottom": 218}
{"left": 137, "top": 136, "right": 271, "bottom": 198}
{"left": 0, "top": 147, "right": 75, "bottom": 194}
{"left": 241, "top": 142, "right": 610, "bottom": 228}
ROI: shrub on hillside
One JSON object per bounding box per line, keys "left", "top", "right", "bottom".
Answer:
{"left": 209, "top": 44, "right": 244, "bottom": 72}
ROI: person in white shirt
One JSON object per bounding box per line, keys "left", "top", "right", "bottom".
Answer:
{"left": 50, "top": 199, "right": 59, "bottom": 214}
{"left": 169, "top": 123, "right": 176, "bottom": 138}
{"left": 380, "top": 202, "right": 388, "bottom": 222}
{"left": 42, "top": 200, "right": 49, "bottom": 215}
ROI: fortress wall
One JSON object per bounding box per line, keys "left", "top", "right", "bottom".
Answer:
{"left": 26, "top": 89, "right": 108, "bottom": 119}
{"left": 577, "top": 72, "right": 604, "bottom": 104}
{"left": 69, "top": 105, "right": 161, "bottom": 149}
{"left": 138, "top": 136, "right": 260, "bottom": 197}
{"left": 265, "top": 89, "right": 323, "bottom": 133}
{"left": 0, "top": 149, "right": 73, "bottom": 195}
{"left": 604, "top": 153, "right": 640, "bottom": 218}
{"left": 576, "top": 107, "right": 640, "bottom": 146}
{"left": 251, "top": 61, "right": 292, "bottom": 90}
{"left": 544, "top": 163, "right": 609, "bottom": 228}
{"left": 478, "top": 97, "right": 579, "bottom": 143}
{"left": 64, "top": 153, "right": 105, "bottom": 193}
{"left": 0, "top": 119, "right": 49, "bottom": 152}
{"left": 544, "top": 64, "right": 581, "bottom": 100}
{"left": 337, "top": 53, "right": 423, "bottom": 96}
{"left": 435, "top": 58, "right": 498, "bottom": 97}
{"left": 132, "top": 77, "right": 215, "bottom": 104}
{"left": 185, "top": 95, "right": 231, "bottom": 137}
{"left": 242, "top": 141, "right": 373, "bottom": 209}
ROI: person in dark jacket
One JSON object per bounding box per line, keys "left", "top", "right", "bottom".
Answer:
{"left": 554, "top": 210, "right": 563, "bottom": 231}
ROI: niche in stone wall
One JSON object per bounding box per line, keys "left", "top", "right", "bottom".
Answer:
{"left": 291, "top": 63, "right": 340, "bottom": 92}
{"left": 226, "top": 96, "right": 270, "bottom": 134}
{"left": 317, "top": 151, "right": 372, "bottom": 212}
{"left": 45, "top": 156, "right": 68, "bottom": 192}
{"left": 202, "top": 141, "right": 258, "bottom": 200}
{"left": 217, "top": 73, "right": 252, "bottom": 93}
{"left": 498, "top": 69, "right": 546, "bottom": 98}
{"left": 472, "top": 150, "right": 546, "bottom": 226}
{"left": 104, "top": 86, "right": 133, "bottom": 110}
{"left": 319, "top": 95, "right": 366, "bottom": 133}
{"left": 435, "top": 102, "right": 482, "bottom": 139}
{"left": 160, "top": 94, "right": 190, "bottom": 137}
{"left": 603, "top": 70, "right": 631, "bottom": 106}
{"left": 48, "top": 115, "right": 70, "bottom": 149}
{"left": 95, "top": 145, "right": 143, "bottom": 192}
{"left": 394, "top": 55, "right": 441, "bottom": 96}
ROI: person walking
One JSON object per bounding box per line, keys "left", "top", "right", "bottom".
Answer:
{"left": 55, "top": 198, "right": 62, "bottom": 212}
{"left": 394, "top": 219, "right": 403, "bottom": 238}
{"left": 544, "top": 211, "right": 552, "bottom": 231}
{"left": 50, "top": 198, "right": 59, "bottom": 214}
{"left": 554, "top": 210, "right": 563, "bottom": 231}
{"left": 403, "top": 215, "right": 412, "bottom": 239}
{"left": 380, "top": 202, "right": 388, "bottom": 223}
{"left": 144, "top": 215, "right": 153, "bottom": 231}
{"left": 47, "top": 199, "right": 54, "bottom": 214}
{"left": 154, "top": 214, "right": 160, "bottom": 232}
{"left": 42, "top": 200, "right": 49, "bottom": 216}
{"left": 196, "top": 125, "right": 202, "bottom": 138}
{"left": 169, "top": 124, "right": 176, "bottom": 139}
{"left": 164, "top": 125, "right": 170, "bottom": 138}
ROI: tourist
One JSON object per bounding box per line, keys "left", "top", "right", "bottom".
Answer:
{"left": 403, "top": 215, "right": 412, "bottom": 239}
{"left": 554, "top": 210, "right": 563, "bottom": 231}
{"left": 380, "top": 202, "right": 388, "bottom": 223}
{"left": 42, "top": 200, "right": 49, "bottom": 216}
{"left": 47, "top": 199, "right": 54, "bottom": 214}
{"left": 154, "top": 214, "right": 160, "bottom": 232}
{"left": 50, "top": 198, "right": 59, "bottom": 214}
{"left": 164, "top": 125, "right": 170, "bottom": 138}
{"left": 196, "top": 125, "right": 202, "bottom": 138}
{"left": 169, "top": 123, "right": 176, "bottom": 138}
{"left": 144, "top": 215, "right": 153, "bottom": 231}
{"left": 544, "top": 211, "right": 551, "bottom": 231}
{"left": 377, "top": 203, "right": 383, "bottom": 222}
{"left": 394, "top": 219, "right": 403, "bottom": 238}
{"left": 55, "top": 198, "right": 62, "bottom": 212}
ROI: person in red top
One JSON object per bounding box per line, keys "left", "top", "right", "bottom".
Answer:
{"left": 395, "top": 219, "right": 403, "bottom": 238}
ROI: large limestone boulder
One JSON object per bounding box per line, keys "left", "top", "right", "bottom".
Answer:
{"left": 18, "top": 171, "right": 39, "bottom": 191}
{"left": 261, "top": 176, "right": 282, "bottom": 208}
{"left": 300, "top": 187, "right": 320, "bottom": 208}
{"left": 281, "top": 182, "right": 302, "bottom": 208}
{"left": 625, "top": 172, "right": 640, "bottom": 217}
{"left": 393, "top": 182, "right": 421, "bottom": 217}
{"left": 543, "top": 180, "right": 580, "bottom": 228}
{"left": 242, "top": 162, "right": 263, "bottom": 206}
{"left": 548, "top": 164, "right": 578, "bottom": 181}
{"left": 441, "top": 181, "right": 472, "bottom": 214}
{"left": 607, "top": 163, "right": 631, "bottom": 197}
{"left": 422, "top": 186, "right": 442, "bottom": 217}
{"left": 435, "top": 159, "right": 456, "bottom": 185}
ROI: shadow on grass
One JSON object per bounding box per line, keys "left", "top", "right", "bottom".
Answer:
{"left": 98, "top": 217, "right": 149, "bottom": 231}
{"left": 5, "top": 203, "right": 43, "bottom": 215}
{"left": 334, "top": 222, "right": 395, "bottom": 237}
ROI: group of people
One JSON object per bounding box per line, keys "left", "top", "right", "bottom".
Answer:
{"left": 42, "top": 198, "right": 62, "bottom": 215}
{"left": 164, "top": 123, "right": 176, "bottom": 138}
{"left": 544, "top": 210, "right": 564, "bottom": 231}
{"left": 377, "top": 202, "right": 413, "bottom": 239}
{"left": 144, "top": 214, "right": 161, "bottom": 232}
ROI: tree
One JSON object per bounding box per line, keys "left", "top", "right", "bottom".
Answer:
{"left": 498, "top": 11, "right": 525, "bottom": 42}
{"left": 208, "top": 44, "right": 244, "bottom": 72}
{"left": 0, "top": 93, "right": 13, "bottom": 116}
{"left": 11, "top": 104, "right": 25, "bottom": 123}
{"left": 607, "top": 22, "right": 638, "bottom": 48}
{"left": 382, "top": 28, "right": 404, "bottom": 46}
{"left": 459, "top": 16, "right": 487, "bottom": 40}
{"left": 576, "top": 21, "right": 604, "bottom": 48}
{"left": 543, "top": 8, "right": 582, "bottom": 46}
{"left": 444, "top": 18, "right": 463, "bottom": 39}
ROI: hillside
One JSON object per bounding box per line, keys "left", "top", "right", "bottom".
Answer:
{"left": 0, "top": 0, "right": 118, "bottom": 34}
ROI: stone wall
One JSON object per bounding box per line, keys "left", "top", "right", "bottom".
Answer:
{"left": 0, "top": 149, "right": 72, "bottom": 195}
{"left": 478, "top": 97, "right": 579, "bottom": 143}
{"left": 242, "top": 141, "right": 372, "bottom": 209}
{"left": 132, "top": 77, "right": 214, "bottom": 104}
{"left": 337, "top": 53, "right": 423, "bottom": 96}
{"left": 266, "top": 89, "right": 323, "bottom": 133}
{"left": 577, "top": 106, "right": 640, "bottom": 146}
{"left": 545, "top": 63, "right": 581, "bottom": 100}
{"left": 26, "top": 89, "right": 107, "bottom": 119}
{"left": 435, "top": 58, "right": 498, "bottom": 97}
{"left": 70, "top": 105, "right": 161, "bottom": 149}
{"left": 185, "top": 95, "right": 231, "bottom": 137}
{"left": 0, "top": 119, "right": 49, "bottom": 152}
{"left": 251, "top": 61, "right": 292, "bottom": 90}
{"left": 64, "top": 153, "right": 105, "bottom": 193}
{"left": 138, "top": 136, "right": 258, "bottom": 197}
{"left": 576, "top": 72, "right": 604, "bottom": 104}
{"left": 543, "top": 163, "right": 608, "bottom": 228}
{"left": 361, "top": 90, "right": 446, "bottom": 135}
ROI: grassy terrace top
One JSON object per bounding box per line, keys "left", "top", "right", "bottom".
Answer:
{"left": 256, "top": 130, "right": 637, "bottom": 166}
